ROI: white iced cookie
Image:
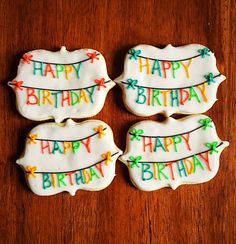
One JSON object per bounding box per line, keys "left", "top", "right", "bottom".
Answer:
{"left": 115, "top": 44, "right": 226, "bottom": 116}
{"left": 120, "top": 115, "right": 229, "bottom": 191}
{"left": 17, "top": 119, "right": 122, "bottom": 196}
{"left": 8, "top": 47, "right": 115, "bottom": 122}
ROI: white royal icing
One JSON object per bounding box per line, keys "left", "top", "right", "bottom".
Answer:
{"left": 9, "top": 47, "right": 115, "bottom": 122}
{"left": 115, "top": 44, "right": 226, "bottom": 116}
{"left": 120, "top": 115, "right": 229, "bottom": 191}
{"left": 17, "top": 119, "right": 122, "bottom": 196}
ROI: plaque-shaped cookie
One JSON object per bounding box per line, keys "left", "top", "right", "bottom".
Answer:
{"left": 120, "top": 115, "right": 229, "bottom": 191}
{"left": 17, "top": 119, "right": 122, "bottom": 196}
{"left": 115, "top": 44, "right": 226, "bottom": 116}
{"left": 9, "top": 47, "right": 115, "bottom": 122}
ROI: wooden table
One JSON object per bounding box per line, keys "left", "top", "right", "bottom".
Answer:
{"left": 0, "top": 0, "right": 235, "bottom": 243}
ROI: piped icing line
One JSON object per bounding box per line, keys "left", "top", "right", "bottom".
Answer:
{"left": 129, "top": 118, "right": 212, "bottom": 139}
{"left": 128, "top": 47, "right": 211, "bottom": 62}
{"left": 126, "top": 141, "right": 224, "bottom": 165}
{"left": 121, "top": 74, "right": 222, "bottom": 91}
{"left": 25, "top": 151, "right": 120, "bottom": 175}
{"left": 22, "top": 52, "right": 100, "bottom": 65}
{"left": 8, "top": 79, "right": 112, "bottom": 92}
{"left": 28, "top": 127, "right": 107, "bottom": 143}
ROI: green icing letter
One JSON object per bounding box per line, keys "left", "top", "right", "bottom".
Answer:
{"left": 136, "top": 87, "right": 146, "bottom": 104}
{"left": 142, "top": 163, "right": 153, "bottom": 181}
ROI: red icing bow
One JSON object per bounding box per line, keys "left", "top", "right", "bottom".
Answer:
{"left": 95, "top": 78, "right": 106, "bottom": 91}
{"left": 11, "top": 80, "right": 24, "bottom": 91}
{"left": 22, "top": 53, "right": 33, "bottom": 64}
{"left": 87, "top": 51, "right": 99, "bottom": 63}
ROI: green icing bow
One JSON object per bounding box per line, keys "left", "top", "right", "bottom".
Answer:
{"left": 129, "top": 155, "right": 142, "bottom": 168}
{"left": 199, "top": 118, "right": 213, "bottom": 130}
{"left": 205, "top": 141, "right": 220, "bottom": 154}
{"left": 198, "top": 48, "right": 210, "bottom": 58}
{"left": 127, "top": 78, "right": 138, "bottom": 90}
{"left": 204, "top": 72, "right": 215, "bottom": 85}
{"left": 129, "top": 49, "right": 141, "bottom": 60}
{"left": 130, "top": 128, "right": 144, "bottom": 141}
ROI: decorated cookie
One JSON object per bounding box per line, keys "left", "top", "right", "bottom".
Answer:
{"left": 17, "top": 119, "right": 122, "bottom": 196}
{"left": 115, "top": 44, "right": 226, "bottom": 116}
{"left": 8, "top": 47, "right": 115, "bottom": 122}
{"left": 119, "top": 115, "right": 229, "bottom": 191}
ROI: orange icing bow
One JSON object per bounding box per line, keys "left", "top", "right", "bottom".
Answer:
{"left": 94, "top": 78, "right": 106, "bottom": 91}
{"left": 94, "top": 125, "right": 106, "bottom": 139}
{"left": 22, "top": 53, "right": 33, "bottom": 64}
{"left": 11, "top": 80, "right": 23, "bottom": 91}
{"left": 28, "top": 134, "right": 38, "bottom": 144}
{"left": 102, "top": 151, "right": 113, "bottom": 166}
{"left": 26, "top": 166, "right": 37, "bottom": 178}
{"left": 86, "top": 51, "right": 99, "bottom": 63}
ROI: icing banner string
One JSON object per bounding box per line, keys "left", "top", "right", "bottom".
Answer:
{"left": 129, "top": 120, "right": 212, "bottom": 139}
{"left": 8, "top": 80, "right": 112, "bottom": 92}
{"left": 23, "top": 53, "right": 100, "bottom": 65}
{"left": 121, "top": 74, "right": 222, "bottom": 91}
{"left": 128, "top": 48, "right": 211, "bottom": 62}
{"left": 28, "top": 128, "right": 107, "bottom": 143}
{"left": 127, "top": 142, "right": 223, "bottom": 164}
{"left": 25, "top": 151, "right": 120, "bottom": 175}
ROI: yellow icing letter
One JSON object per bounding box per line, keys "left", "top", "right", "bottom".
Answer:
{"left": 180, "top": 58, "right": 192, "bottom": 78}
{"left": 139, "top": 57, "right": 150, "bottom": 74}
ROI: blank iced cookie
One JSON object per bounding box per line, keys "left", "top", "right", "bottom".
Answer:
{"left": 17, "top": 119, "right": 122, "bottom": 196}
{"left": 115, "top": 44, "right": 226, "bottom": 116}
{"left": 119, "top": 115, "right": 229, "bottom": 191}
{"left": 8, "top": 47, "right": 115, "bottom": 122}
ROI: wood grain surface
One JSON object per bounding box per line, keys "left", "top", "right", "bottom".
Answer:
{"left": 0, "top": 0, "right": 235, "bottom": 243}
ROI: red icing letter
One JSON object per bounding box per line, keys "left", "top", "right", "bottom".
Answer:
{"left": 147, "top": 88, "right": 152, "bottom": 106}
{"left": 142, "top": 137, "right": 153, "bottom": 152}
{"left": 181, "top": 133, "right": 191, "bottom": 151}
{"left": 162, "top": 61, "right": 171, "bottom": 78}
{"left": 81, "top": 137, "right": 91, "bottom": 153}
{"left": 95, "top": 163, "right": 104, "bottom": 177}
{"left": 65, "top": 172, "right": 75, "bottom": 185}
{"left": 179, "top": 89, "right": 190, "bottom": 105}
{"left": 61, "top": 91, "right": 71, "bottom": 107}
{"left": 41, "top": 141, "right": 51, "bottom": 154}
{"left": 44, "top": 64, "right": 56, "bottom": 78}
{"left": 26, "top": 88, "right": 38, "bottom": 105}
{"left": 199, "top": 152, "right": 211, "bottom": 171}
